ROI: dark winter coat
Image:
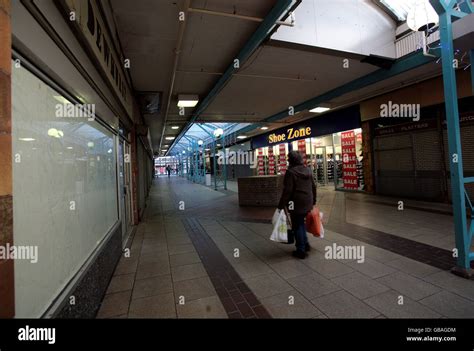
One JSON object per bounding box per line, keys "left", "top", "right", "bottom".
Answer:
{"left": 278, "top": 165, "right": 317, "bottom": 215}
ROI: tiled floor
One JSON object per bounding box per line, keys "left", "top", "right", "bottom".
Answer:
{"left": 97, "top": 176, "right": 474, "bottom": 319}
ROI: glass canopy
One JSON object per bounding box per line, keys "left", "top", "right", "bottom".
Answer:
{"left": 168, "top": 122, "right": 250, "bottom": 155}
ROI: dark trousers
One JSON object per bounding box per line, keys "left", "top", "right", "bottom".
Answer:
{"left": 290, "top": 213, "right": 308, "bottom": 253}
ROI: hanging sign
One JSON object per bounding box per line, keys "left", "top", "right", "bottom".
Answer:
{"left": 341, "top": 131, "right": 358, "bottom": 189}
{"left": 279, "top": 144, "right": 287, "bottom": 174}
{"left": 297, "top": 139, "right": 307, "bottom": 165}
{"left": 258, "top": 148, "right": 265, "bottom": 176}
{"left": 268, "top": 148, "right": 275, "bottom": 175}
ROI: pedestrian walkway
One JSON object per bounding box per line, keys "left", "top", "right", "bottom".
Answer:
{"left": 97, "top": 177, "right": 474, "bottom": 319}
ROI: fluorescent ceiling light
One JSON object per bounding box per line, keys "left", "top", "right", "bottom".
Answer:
{"left": 171, "top": 126, "right": 180, "bottom": 130}
{"left": 165, "top": 136, "right": 175, "bottom": 140}
{"left": 261, "top": 126, "right": 269, "bottom": 130}
{"left": 237, "top": 135, "right": 246, "bottom": 139}
{"left": 177, "top": 94, "right": 199, "bottom": 108}
{"left": 310, "top": 107, "right": 330, "bottom": 113}
{"left": 18, "top": 138, "right": 35, "bottom": 142}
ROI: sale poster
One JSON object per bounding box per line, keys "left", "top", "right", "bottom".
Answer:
{"left": 341, "top": 131, "right": 358, "bottom": 189}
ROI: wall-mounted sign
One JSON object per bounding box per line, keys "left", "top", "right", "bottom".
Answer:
{"left": 341, "top": 131, "right": 358, "bottom": 190}
{"left": 60, "top": 0, "right": 134, "bottom": 118}
{"left": 252, "top": 105, "right": 361, "bottom": 149}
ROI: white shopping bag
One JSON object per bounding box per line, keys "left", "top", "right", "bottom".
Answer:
{"left": 319, "top": 211, "right": 325, "bottom": 238}
{"left": 270, "top": 210, "right": 288, "bottom": 243}
{"left": 272, "top": 209, "right": 280, "bottom": 226}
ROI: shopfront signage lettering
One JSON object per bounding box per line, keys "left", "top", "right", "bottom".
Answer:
{"left": 269, "top": 127, "right": 311, "bottom": 144}
{"left": 61, "top": 0, "right": 134, "bottom": 118}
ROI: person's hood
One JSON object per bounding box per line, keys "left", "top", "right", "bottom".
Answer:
{"left": 288, "top": 164, "right": 312, "bottom": 179}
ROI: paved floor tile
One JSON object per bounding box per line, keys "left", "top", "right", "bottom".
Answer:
{"left": 128, "top": 293, "right": 176, "bottom": 318}
{"left": 419, "top": 291, "right": 474, "bottom": 318}
{"left": 332, "top": 271, "right": 391, "bottom": 299}
{"left": 173, "top": 276, "right": 217, "bottom": 302}
{"left": 364, "top": 290, "right": 441, "bottom": 318}
{"left": 376, "top": 271, "right": 441, "bottom": 301}
{"left": 261, "top": 290, "right": 323, "bottom": 318}
{"left": 287, "top": 272, "right": 341, "bottom": 300}
{"left": 171, "top": 263, "right": 208, "bottom": 282}
{"left": 132, "top": 275, "right": 173, "bottom": 300}
{"left": 170, "top": 251, "right": 202, "bottom": 267}
{"left": 312, "top": 290, "right": 380, "bottom": 318}
{"left": 244, "top": 273, "right": 293, "bottom": 299}
{"left": 106, "top": 273, "right": 135, "bottom": 294}
{"left": 96, "top": 291, "right": 132, "bottom": 318}
{"left": 177, "top": 295, "right": 228, "bottom": 319}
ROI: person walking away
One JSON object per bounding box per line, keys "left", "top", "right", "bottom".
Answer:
{"left": 166, "top": 165, "right": 171, "bottom": 178}
{"left": 278, "top": 151, "right": 317, "bottom": 259}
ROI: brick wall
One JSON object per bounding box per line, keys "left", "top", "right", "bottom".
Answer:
{"left": 0, "top": 0, "right": 14, "bottom": 318}
{"left": 237, "top": 175, "right": 284, "bottom": 207}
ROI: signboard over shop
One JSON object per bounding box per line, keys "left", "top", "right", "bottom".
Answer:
{"left": 374, "top": 113, "right": 474, "bottom": 137}
{"left": 58, "top": 0, "right": 134, "bottom": 118}
{"left": 251, "top": 105, "right": 361, "bottom": 149}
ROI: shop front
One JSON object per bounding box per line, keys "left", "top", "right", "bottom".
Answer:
{"left": 250, "top": 105, "right": 365, "bottom": 192}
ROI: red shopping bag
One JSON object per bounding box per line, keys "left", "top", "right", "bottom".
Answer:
{"left": 306, "top": 207, "right": 323, "bottom": 237}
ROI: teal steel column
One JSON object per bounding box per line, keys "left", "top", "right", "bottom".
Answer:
{"left": 213, "top": 139, "right": 218, "bottom": 190}
{"left": 431, "top": 0, "right": 473, "bottom": 276}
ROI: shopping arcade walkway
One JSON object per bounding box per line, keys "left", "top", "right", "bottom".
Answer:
{"left": 97, "top": 176, "right": 474, "bottom": 319}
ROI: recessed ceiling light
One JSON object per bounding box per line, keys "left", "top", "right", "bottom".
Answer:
{"left": 165, "top": 136, "right": 175, "bottom": 140}
{"left": 19, "top": 138, "right": 35, "bottom": 142}
{"left": 310, "top": 107, "right": 331, "bottom": 113}
{"left": 177, "top": 94, "right": 199, "bottom": 108}
{"left": 171, "top": 126, "right": 179, "bottom": 130}
{"left": 237, "top": 135, "right": 246, "bottom": 139}
{"left": 261, "top": 126, "right": 269, "bottom": 130}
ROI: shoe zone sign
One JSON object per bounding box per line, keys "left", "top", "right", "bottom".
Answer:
{"left": 251, "top": 105, "right": 361, "bottom": 149}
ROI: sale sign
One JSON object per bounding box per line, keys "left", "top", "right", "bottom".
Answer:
{"left": 297, "top": 139, "right": 307, "bottom": 165}
{"left": 279, "top": 144, "right": 287, "bottom": 174}
{"left": 258, "top": 148, "right": 264, "bottom": 175}
{"left": 341, "top": 131, "right": 358, "bottom": 189}
{"left": 268, "top": 147, "right": 275, "bottom": 175}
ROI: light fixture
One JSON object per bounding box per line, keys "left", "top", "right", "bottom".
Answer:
{"left": 48, "top": 128, "right": 64, "bottom": 138}
{"left": 67, "top": 146, "right": 73, "bottom": 150}
{"left": 165, "top": 136, "right": 175, "bottom": 140}
{"left": 19, "top": 138, "right": 35, "bottom": 142}
{"left": 87, "top": 141, "right": 94, "bottom": 148}
{"left": 310, "top": 107, "right": 330, "bottom": 113}
{"left": 217, "top": 143, "right": 221, "bottom": 147}
{"left": 171, "top": 126, "right": 179, "bottom": 130}
{"left": 261, "top": 126, "right": 269, "bottom": 130}
{"left": 237, "top": 135, "right": 246, "bottom": 139}
{"left": 177, "top": 94, "right": 199, "bottom": 108}
{"left": 205, "top": 148, "right": 210, "bottom": 151}
{"left": 198, "top": 140, "right": 203, "bottom": 146}
{"left": 107, "top": 149, "right": 113, "bottom": 154}
{"left": 406, "top": 0, "right": 438, "bottom": 32}
{"left": 213, "top": 128, "right": 224, "bottom": 138}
